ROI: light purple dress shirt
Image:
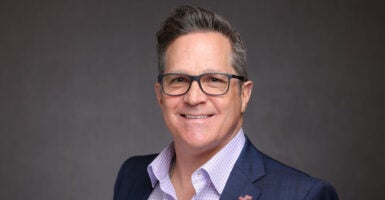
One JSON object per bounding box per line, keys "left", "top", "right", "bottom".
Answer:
{"left": 147, "top": 129, "right": 246, "bottom": 200}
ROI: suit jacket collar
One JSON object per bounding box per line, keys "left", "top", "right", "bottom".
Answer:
{"left": 220, "top": 137, "right": 265, "bottom": 199}
{"left": 137, "top": 138, "right": 265, "bottom": 199}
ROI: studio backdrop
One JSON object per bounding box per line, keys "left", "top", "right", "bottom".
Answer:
{"left": 1, "top": 0, "right": 384, "bottom": 199}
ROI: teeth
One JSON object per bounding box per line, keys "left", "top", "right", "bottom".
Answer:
{"left": 184, "top": 115, "right": 209, "bottom": 119}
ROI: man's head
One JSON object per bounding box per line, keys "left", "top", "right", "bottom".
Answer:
{"left": 156, "top": 5, "right": 248, "bottom": 80}
{"left": 155, "top": 5, "right": 252, "bottom": 156}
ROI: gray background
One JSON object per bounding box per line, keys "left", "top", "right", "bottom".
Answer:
{"left": 1, "top": 0, "right": 384, "bottom": 199}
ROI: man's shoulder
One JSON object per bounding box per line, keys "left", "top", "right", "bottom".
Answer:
{"left": 114, "top": 154, "right": 158, "bottom": 200}
{"left": 242, "top": 139, "right": 327, "bottom": 183}
{"left": 261, "top": 152, "right": 312, "bottom": 179}
{"left": 260, "top": 152, "right": 323, "bottom": 184}
{"left": 119, "top": 154, "right": 158, "bottom": 172}
{"left": 231, "top": 139, "right": 338, "bottom": 199}
{"left": 246, "top": 144, "right": 338, "bottom": 199}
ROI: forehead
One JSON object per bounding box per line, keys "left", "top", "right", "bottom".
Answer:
{"left": 164, "top": 32, "right": 234, "bottom": 74}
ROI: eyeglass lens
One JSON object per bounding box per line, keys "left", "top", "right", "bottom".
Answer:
{"left": 162, "top": 73, "right": 230, "bottom": 96}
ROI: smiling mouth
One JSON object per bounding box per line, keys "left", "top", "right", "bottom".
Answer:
{"left": 181, "top": 114, "right": 213, "bottom": 119}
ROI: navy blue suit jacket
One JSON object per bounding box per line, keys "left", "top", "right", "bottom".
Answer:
{"left": 114, "top": 138, "right": 338, "bottom": 199}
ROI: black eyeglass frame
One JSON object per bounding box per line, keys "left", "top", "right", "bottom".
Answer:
{"left": 157, "top": 72, "right": 246, "bottom": 96}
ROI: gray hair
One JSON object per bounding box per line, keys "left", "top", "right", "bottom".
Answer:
{"left": 156, "top": 5, "right": 248, "bottom": 80}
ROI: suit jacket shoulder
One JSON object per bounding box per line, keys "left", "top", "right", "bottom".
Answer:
{"left": 113, "top": 154, "right": 157, "bottom": 200}
{"left": 221, "top": 138, "right": 339, "bottom": 200}
{"left": 113, "top": 139, "right": 338, "bottom": 200}
{"left": 258, "top": 152, "right": 338, "bottom": 199}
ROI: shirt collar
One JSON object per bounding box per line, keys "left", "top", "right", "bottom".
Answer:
{"left": 147, "top": 143, "right": 175, "bottom": 188}
{"left": 200, "top": 129, "right": 246, "bottom": 194}
{"left": 147, "top": 129, "right": 246, "bottom": 193}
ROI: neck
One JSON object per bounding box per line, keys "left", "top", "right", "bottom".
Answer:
{"left": 172, "top": 126, "right": 243, "bottom": 176}
{"left": 170, "top": 149, "right": 200, "bottom": 199}
{"left": 169, "top": 142, "right": 222, "bottom": 199}
{"left": 173, "top": 143, "right": 218, "bottom": 174}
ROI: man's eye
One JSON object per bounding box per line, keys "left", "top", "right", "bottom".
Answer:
{"left": 208, "top": 76, "right": 226, "bottom": 83}
{"left": 176, "top": 77, "right": 187, "bottom": 82}
{"left": 210, "top": 77, "right": 219, "bottom": 82}
{"left": 170, "top": 76, "right": 189, "bottom": 83}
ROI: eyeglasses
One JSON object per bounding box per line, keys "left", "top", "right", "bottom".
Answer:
{"left": 157, "top": 73, "right": 246, "bottom": 96}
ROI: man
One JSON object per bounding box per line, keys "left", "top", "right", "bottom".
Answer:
{"left": 114, "top": 5, "right": 338, "bottom": 200}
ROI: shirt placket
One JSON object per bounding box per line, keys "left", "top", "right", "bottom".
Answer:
{"left": 192, "top": 168, "right": 210, "bottom": 199}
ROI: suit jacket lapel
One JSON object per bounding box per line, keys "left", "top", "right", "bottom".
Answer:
{"left": 115, "top": 155, "right": 156, "bottom": 200}
{"left": 137, "top": 184, "right": 153, "bottom": 200}
{"left": 133, "top": 166, "right": 155, "bottom": 200}
{"left": 220, "top": 138, "right": 266, "bottom": 199}
{"left": 130, "top": 178, "right": 153, "bottom": 200}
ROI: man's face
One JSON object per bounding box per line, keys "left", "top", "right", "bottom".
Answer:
{"left": 155, "top": 32, "right": 252, "bottom": 156}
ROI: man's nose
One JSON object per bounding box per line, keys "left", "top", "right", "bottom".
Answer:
{"left": 183, "top": 80, "right": 207, "bottom": 105}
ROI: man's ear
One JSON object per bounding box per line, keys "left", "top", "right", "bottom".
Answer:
{"left": 155, "top": 82, "right": 163, "bottom": 105}
{"left": 241, "top": 80, "right": 253, "bottom": 113}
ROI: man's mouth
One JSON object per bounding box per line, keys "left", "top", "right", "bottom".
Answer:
{"left": 181, "top": 114, "right": 213, "bottom": 119}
